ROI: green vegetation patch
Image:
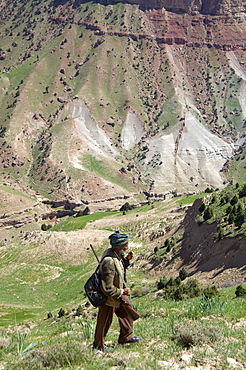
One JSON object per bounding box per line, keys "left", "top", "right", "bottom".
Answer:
{"left": 50, "top": 211, "right": 117, "bottom": 231}
{"left": 2, "top": 284, "right": 245, "bottom": 369}
{"left": 81, "top": 154, "right": 133, "bottom": 191}
{"left": 0, "top": 307, "right": 40, "bottom": 327}
{"left": 198, "top": 183, "right": 246, "bottom": 237}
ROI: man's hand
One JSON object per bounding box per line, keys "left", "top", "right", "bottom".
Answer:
{"left": 126, "top": 251, "right": 134, "bottom": 260}
{"left": 123, "top": 288, "right": 131, "bottom": 295}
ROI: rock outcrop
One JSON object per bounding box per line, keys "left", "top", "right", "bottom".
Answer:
{"left": 107, "top": 0, "right": 246, "bottom": 17}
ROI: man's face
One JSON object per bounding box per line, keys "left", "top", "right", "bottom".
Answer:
{"left": 122, "top": 243, "right": 129, "bottom": 251}
{"left": 116, "top": 243, "right": 128, "bottom": 256}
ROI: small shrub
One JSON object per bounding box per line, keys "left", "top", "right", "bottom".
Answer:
{"left": 235, "top": 285, "right": 246, "bottom": 297}
{"left": 173, "top": 321, "right": 221, "bottom": 348}
{"left": 166, "top": 277, "right": 176, "bottom": 287}
{"left": 182, "top": 279, "right": 203, "bottom": 299}
{"left": 10, "top": 342, "right": 86, "bottom": 370}
{"left": 41, "top": 224, "right": 52, "bottom": 231}
{"left": 234, "top": 212, "right": 245, "bottom": 228}
{"left": 174, "top": 276, "right": 181, "bottom": 286}
{"left": 156, "top": 276, "right": 168, "bottom": 290}
{"left": 75, "top": 210, "right": 84, "bottom": 217}
{"left": 158, "top": 278, "right": 203, "bottom": 301}
{"left": 41, "top": 223, "right": 47, "bottom": 231}
{"left": 239, "top": 183, "right": 246, "bottom": 198}
{"left": 120, "top": 202, "right": 135, "bottom": 212}
{"left": 179, "top": 267, "right": 189, "bottom": 281}
{"left": 217, "top": 225, "right": 224, "bottom": 240}
{"left": 203, "top": 286, "right": 219, "bottom": 299}
{"left": 203, "top": 206, "right": 213, "bottom": 221}
{"left": 228, "top": 213, "right": 234, "bottom": 224}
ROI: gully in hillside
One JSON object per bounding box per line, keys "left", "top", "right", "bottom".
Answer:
{"left": 93, "top": 231, "right": 140, "bottom": 351}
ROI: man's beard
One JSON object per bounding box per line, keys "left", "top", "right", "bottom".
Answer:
{"left": 119, "top": 249, "right": 125, "bottom": 258}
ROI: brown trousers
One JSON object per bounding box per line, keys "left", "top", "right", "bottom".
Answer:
{"left": 93, "top": 296, "right": 134, "bottom": 349}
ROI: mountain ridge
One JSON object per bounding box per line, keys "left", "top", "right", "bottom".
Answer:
{"left": 53, "top": 0, "right": 246, "bottom": 18}
{"left": 0, "top": 0, "right": 245, "bottom": 204}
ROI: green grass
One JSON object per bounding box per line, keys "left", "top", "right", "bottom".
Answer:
{"left": 81, "top": 154, "right": 134, "bottom": 191}
{"left": 175, "top": 192, "right": 207, "bottom": 206}
{"left": 0, "top": 308, "right": 41, "bottom": 327}
{"left": 1, "top": 284, "right": 245, "bottom": 369}
{"left": 50, "top": 211, "right": 117, "bottom": 231}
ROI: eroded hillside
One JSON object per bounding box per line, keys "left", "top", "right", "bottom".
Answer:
{"left": 0, "top": 0, "right": 245, "bottom": 205}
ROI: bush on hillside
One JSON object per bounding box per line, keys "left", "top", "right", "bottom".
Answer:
{"left": 227, "top": 212, "right": 234, "bottom": 224}
{"left": 156, "top": 276, "right": 169, "bottom": 290}
{"left": 10, "top": 342, "right": 86, "bottom": 370}
{"left": 156, "top": 275, "right": 203, "bottom": 301}
{"left": 203, "top": 206, "right": 213, "bottom": 221}
{"left": 235, "top": 285, "right": 246, "bottom": 297}
{"left": 234, "top": 211, "right": 245, "bottom": 228}
{"left": 75, "top": 206, "right": 90, "bottom": 217}
{"left": 41, "top": 223, "right": 52, "bottom": 231}
{"left": 173, "top": 321, "right": 221, "bottom": 348}
{"left": 156, "top": 269, "right": 190, "bottom": 291}
{"left": 120, "top": 202, "right": 135, "bottom": 212}
{"left": 203, "top": 285, "right": 219, "bottom": 299}
{"left": 179, "top": 267, "right": 189, "bottom": 281}
{"left": 239, "top": 183, "right": 246, "bottom": 198}
{"left": 82, "top": 206, "right": 90, "bottom": 215}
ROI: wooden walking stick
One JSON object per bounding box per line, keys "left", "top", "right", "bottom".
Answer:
{"left": 90, "top": 244, "right": 100, "bottom": 264}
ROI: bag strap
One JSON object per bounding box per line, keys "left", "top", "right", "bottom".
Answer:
{"left": 103, "top": 257, "right": 127, "bottom": 286}
{"left": 115, "top": 263, "right": 136, "bottom": 308}
{"left": 113, "top": 262, "right": 127, "bottom": 288}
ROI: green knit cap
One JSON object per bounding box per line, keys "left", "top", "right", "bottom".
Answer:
{"left": 109, "top": 231, "right": 129, "bottom": 248}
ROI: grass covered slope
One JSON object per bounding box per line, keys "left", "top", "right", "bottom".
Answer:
{"left": 0, "top": 268, "right": 246, "bottom": 369}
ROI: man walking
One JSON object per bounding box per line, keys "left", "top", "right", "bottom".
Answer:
{"left": 93, "top": 231, "right": 140, "bottom": 350}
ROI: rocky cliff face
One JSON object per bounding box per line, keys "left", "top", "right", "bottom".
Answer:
{"left": 109, "top": 0, "right": 246, "bottom": 18}
{"left": 202, "top": 0, "right": 246, "bottom": 15}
